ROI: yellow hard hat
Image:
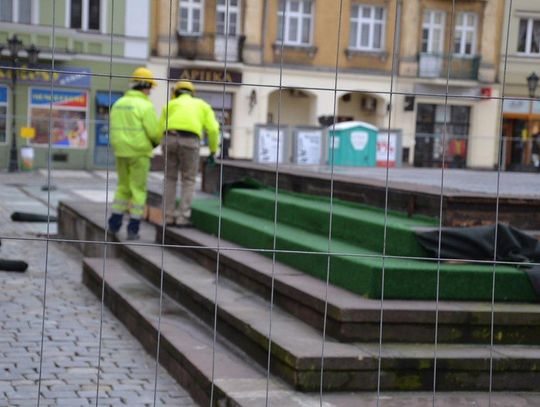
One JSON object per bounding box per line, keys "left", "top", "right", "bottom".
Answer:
{"left": 174, "top": 80, "right": 195, "bottom": 94}
{"left": 131, "top": 67, "right": 157, "bottom": 88}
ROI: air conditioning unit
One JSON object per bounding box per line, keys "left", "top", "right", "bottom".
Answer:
{"left": 361, "top": 96, "right": 377, "bottom": 112}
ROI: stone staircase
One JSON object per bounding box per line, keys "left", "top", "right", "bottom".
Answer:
{"left": 58, "top": 199, "right": 540, "bottom": 406}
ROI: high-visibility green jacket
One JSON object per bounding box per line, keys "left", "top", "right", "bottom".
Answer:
{"left": 158, "top": 93, "right": 220, "bottom": 154}
{"left": 110, "top": 90, "right": 160, "bottom": 158}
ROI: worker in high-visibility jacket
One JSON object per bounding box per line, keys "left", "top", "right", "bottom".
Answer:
{"left": 107, "top": 67, "right": 161, "bottom": 240}
{"left": 158, "top": 80, "right": 220, "bottom": 227}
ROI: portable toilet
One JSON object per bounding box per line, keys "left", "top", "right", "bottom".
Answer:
{"left": 327, "top": 121, "right": 378, "bottom": 166}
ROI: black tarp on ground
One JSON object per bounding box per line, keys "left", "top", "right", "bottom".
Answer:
{"left": 416, "top": 223, "right": 540, "bottom": 296}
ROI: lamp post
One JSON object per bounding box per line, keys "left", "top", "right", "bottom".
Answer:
{"left": 526, "top": 72, "right": 539, "bottom": 168}
{"left": 2, "top": 35, "right": 40, "bottom": 172}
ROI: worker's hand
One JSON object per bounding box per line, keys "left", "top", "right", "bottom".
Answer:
{"left": 206, "top": 153, "right": 216, "bottom": 168}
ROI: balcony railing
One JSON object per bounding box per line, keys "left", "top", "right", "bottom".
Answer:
{"left": 176, "top": 33, "right": 246, "bottom": 62}
{"left": 418, "top": 53, "right": 480, "bottom": 80}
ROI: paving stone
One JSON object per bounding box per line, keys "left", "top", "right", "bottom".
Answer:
{"left": 0, "top": 180, "right": 195, "bottom": 405}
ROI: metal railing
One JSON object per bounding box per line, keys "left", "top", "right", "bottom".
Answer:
{"left": 418, "top": 53, "right": 481, "bottom": 80}
{"left": 176, "top": 33, "right": 246, "bottom": 62}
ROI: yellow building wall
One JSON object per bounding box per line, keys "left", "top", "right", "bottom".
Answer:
{"left": 263, "top": 0, "right": 397, "bottom": 73}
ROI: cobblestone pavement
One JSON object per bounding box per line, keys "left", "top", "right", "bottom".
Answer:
{"left": 0, "top": 180, "right": 196, "bottom": 406}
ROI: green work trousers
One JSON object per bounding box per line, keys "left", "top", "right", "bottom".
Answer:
{"left": 112, "top": 156, "right": 150, "bottom": 219}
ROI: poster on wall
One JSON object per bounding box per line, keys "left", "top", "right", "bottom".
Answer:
{"left": 294, "top": 129, "right": 323, "bottom": 165}
{"left": 29, "top": 88, "right": 88, "bottom": 148}
{"left": 0, "top": 86, "right": 7, "bottom": 143}
{"left": 255, "top": 126, "right": 285, "bottom": 164}
{"left": 376, "top": 131, "right": 400, "bottom": 167}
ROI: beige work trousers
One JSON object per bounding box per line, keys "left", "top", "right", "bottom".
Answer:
{"left": 164, "top": 135, "right": 200, "bottom": 224}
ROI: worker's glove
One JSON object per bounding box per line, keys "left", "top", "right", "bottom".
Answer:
{"left": 206, "top": 153, "right": 216, "bottom": 168}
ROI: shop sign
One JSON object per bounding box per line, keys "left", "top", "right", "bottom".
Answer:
{"left": 0, "top": 65, "right": 91, "bottom": 88}
{"left": 414, "top": 84, "right": 480, "bottom": 98}
{"left": 20, "top": 127, "right": 36, "bottom": 139}
{"left": 29, "top": 88, "right": 89, "bottom": 149}
{"left": 169, "top": 67, "right": 242, "bottom": 85}
{"left": 503, "top": 98, "right": 540, "bottom": 114}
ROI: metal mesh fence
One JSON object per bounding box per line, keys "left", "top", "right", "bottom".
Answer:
{"left": 2, "top": 0, "right": 540, "bottom": 406}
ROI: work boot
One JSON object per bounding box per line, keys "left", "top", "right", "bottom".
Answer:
{"left": 127, "top": 218, "right": 140, "bottom": 240}
{"left": 165, "top": 215, "right": 176, "bottom": 227}
{"left": 108, "top": 213, "right": 123, "bottom": 235}
{"left": 176, "top": 217, "right": 194, "bottom": 228}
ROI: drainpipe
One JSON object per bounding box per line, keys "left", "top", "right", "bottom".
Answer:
{"left": 261, "top": 0, "right": 269, "bottom": 65}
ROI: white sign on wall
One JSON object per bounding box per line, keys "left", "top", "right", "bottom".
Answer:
{"left": 257, "top": 128, "right": 284, "bottom": 163}
{"left": 295, "top": 130, "right": 322, "bottom": 164}
{"left": 377, "top": 132, "right": 398, "bottom": 167}
{"left": 350, "top": 131, "right": 369, "bottom": 151}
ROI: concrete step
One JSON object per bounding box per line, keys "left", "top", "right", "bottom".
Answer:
{"left": 83, "top": 256, "right": 540, "bottom": 392}
{"left": 160, "top": 224, "right": 540, "bottom": 345}
{"left": 82, "top": 257, "right": 356, "bottom": 406}
{"left": 58, "top": 201, "right": 540, "bottom": 345}
{"left": 190, "top": 198, "right": 537, "bottom": 302}
{"left": 59, "top": 201, "right": 540, "bottom": 393}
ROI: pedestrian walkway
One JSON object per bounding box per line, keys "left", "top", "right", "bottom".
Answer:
{"left": 0, "top": 182, "right": 195, "bottom": 406}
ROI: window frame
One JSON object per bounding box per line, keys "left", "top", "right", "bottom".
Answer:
{"left": 517, "top": 17, "right": 540, "bottom": 55}
{"left": 349, "top": 4, "right": 386, "bottom": 51}
{"left": 66, "top": 0, "right": 104, "bottom": 32}
{"left": 0, "top": 0, "right": 36, "bottom": 24}
{"left": 454, "top": 12, "right": 477, "bottom": 56}
{"left": 178, "top": 0, "right": 204, "bottom": 36}
{"left": 421, "top": 9, "right": 446, "bottom": 54}
{"left": 216, "top": 0, "right": 240, "bottom": 37}
{"left": 277, "top": 0, "right": 314, "bottom": 46}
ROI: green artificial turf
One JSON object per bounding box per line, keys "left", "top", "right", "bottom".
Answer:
{"left": 223, "top": 188, "right": 437, "bottom": 257}
{"left": 191, "top": 198, "right": 537, "bottom": 302}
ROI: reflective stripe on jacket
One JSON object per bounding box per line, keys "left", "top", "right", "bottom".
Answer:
{"left": 110, "top": 90, "right": 160, "bottom": 158}
{"left": 158, "top": 93, "right": 220, "bottom": 154}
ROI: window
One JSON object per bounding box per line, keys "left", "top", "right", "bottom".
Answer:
{"left": 216, "top": 0, "right": 239, "bottom": 36}
{"left": 422, "top": 10, "right": 445, "bottom": 53}
{"left": 518, "top": 18, "right": 540, "bottom": 54}
{"left": 454, "top": 12, "right": 477, "bottom": 55}
{"left": 349, "top": 5, "right": 385, "bottom": 51}
{"left": 69, "top": 0, "right": 100, "bottom": 31}
{"left": 179, "top": 0, "right": 203, "bottom": 35}
{"left": 0, "top": 0, "right": 32, "bottom": 23}
{"left": 277, "top": 0, "right": 313, "bottom": 46}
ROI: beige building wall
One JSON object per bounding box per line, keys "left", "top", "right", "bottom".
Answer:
{"left": 500, "top": 0, "right": 540, "bottom": 96}
{"left": 148, "top": 0, "right": 505, "bottom": 167}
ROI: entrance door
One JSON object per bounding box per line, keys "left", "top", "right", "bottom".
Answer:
{"left": 502, "top": 118, "right": 527, "bottom": 170}
{"left": 197, "top": 91, "right": 233, "bottom": 157}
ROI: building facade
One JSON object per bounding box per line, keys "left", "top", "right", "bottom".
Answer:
{"left": 0, "top": 0, "right": 151, "bottom": 170}
{"left": 499, "top": 0, "right": 540, "bottom": 171}
{"left": 149, "top": 0, "right": 505, "bottom": 169}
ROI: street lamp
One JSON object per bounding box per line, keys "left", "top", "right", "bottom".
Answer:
{"left": 2, "top": 35, "right": 40, "bottom": 172}
{"left": 526, "top": 72, "right": 539, "bottom": 168}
